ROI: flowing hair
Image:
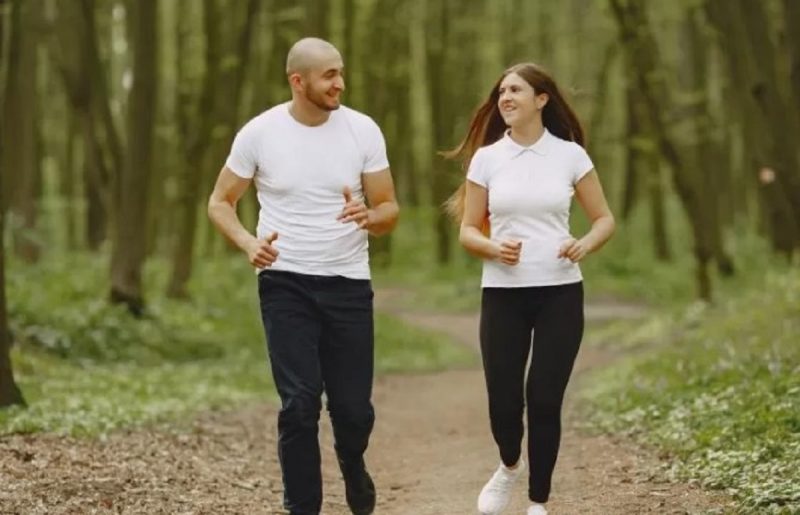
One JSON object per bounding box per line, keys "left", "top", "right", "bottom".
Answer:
{"left": 442, "top": 63, "right": 585, "bottom": 222}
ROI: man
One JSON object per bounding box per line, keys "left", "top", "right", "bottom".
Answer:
{"left": 207, "top": 37, "right": 399, "bottom": 515}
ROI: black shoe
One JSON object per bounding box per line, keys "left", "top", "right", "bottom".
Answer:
{"left": 339, "top": 457, "right": 376, "bottom": 515}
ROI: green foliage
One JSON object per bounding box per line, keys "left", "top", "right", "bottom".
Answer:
{"left": 1, "top": 253, "right": 474, "bottom": 436}
{"left": 581, "top": 269, "right": 800, "bottom": 512}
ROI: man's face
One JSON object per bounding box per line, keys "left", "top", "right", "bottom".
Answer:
{"left": 301, "top": 56, "right": 345, "bottom": 111}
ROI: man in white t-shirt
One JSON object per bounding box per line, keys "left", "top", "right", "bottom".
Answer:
{"left": 207, "top": 37, "right": 398, "bottom": 515}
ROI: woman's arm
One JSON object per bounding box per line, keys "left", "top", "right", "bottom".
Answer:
{"left": 459, "top": 180, "right": 521, "bottom": 265}
{"left": 559, "top": 170, "right": 615, "bottom": 262}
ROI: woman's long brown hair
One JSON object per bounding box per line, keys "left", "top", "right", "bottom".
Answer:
{"left": 443, "top": 63, "right": 585, "bottom": 222}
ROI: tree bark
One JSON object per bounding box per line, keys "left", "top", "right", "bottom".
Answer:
{"left": 0, "top": 0, "right": 26, "bottom": 409}
{"left": 427, "top": 0, "right": 453, "bottom": 264}
{"left": 2, "top": 0, "right": 41, "bottom": 263}
{"left": 705, "top": 0, "right": 800, "bottom": 254}
{"left": 167, "top": 0, "right": 260, "bottom": 298}
{"left": 110, "top": 0, "right": 158, "bottom": 315}
{"left": 610, "top": 0, "right": 713, "bottom": 300}
{"left": 784, "top": 0, "right": 800, "bottom": 127}
{"left": 47, "top": 0, "right": 119, "bottom": 250}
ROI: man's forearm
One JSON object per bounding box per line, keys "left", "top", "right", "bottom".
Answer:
{"left": 366, "top": 200, "right": 399, "bottom": 236}
{"left": 208, "top": 200, "right": 255, "bottom": 251}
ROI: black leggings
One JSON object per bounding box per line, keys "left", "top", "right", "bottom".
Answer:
{"left": 480, "top": 282, "right": 584, "bottom": 503}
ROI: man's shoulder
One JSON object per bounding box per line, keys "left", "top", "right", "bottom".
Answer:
{"left": 239, "top": 103, "right": 290, "bottom": 133}
{"left": 336, "top": 105, "right": 381, "bottom": 133}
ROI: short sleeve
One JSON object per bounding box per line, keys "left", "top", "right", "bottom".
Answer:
{"left": 362, "top": 118, "right": 390, "bottom": 173}
{"left": 225, "top": 122, "right": 259, "bottom": 179}
{"left": 572, "top": 145, "right": 595, "bottom": 184}
{"left": 466, "top": 150, "right": 488, "bottom": 187}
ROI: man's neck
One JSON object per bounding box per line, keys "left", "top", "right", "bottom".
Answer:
{"left": 288, "top": 99, "right": 331, "bottom": 127}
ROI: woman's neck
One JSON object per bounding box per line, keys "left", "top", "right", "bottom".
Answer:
{"left": 509, "top": 120, "right": 545, "bottom": 147}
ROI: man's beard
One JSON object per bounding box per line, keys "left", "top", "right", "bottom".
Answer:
{"left": 305, "top": 87, "right": 340, "bottom": 111}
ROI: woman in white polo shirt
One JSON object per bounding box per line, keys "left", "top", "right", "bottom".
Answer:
{"left": 446, "top": 63, "right": 615, "bottom": 515}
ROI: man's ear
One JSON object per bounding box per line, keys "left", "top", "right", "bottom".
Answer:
{"left": 288, "top": 72, "right": 304, "bottom": 91}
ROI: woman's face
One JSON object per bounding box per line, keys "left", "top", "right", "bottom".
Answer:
{"left": 497, "top": 72, "right": 547, "bottom": 128}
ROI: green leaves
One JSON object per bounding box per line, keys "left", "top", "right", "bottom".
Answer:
{"left": 583, "top": 269, "right": 800, "bottom": 511}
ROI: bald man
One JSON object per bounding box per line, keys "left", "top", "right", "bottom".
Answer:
{"left": 208, "top": 38, "right": 398, "bottom": 515}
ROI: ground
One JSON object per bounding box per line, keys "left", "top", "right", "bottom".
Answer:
{"left": 0, "top": 289, "right": 733, "bottom": 514}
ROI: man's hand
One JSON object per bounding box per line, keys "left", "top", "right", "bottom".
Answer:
{"left": 245, "top": 232, "right": 280, "bottom": 268}
{"left": 337, "top": 186, "right": 371, "bottom": 229}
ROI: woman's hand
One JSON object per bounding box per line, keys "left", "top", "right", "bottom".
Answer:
{"left": 496, "top": 239, "right": 522, "bottom": 265}
{"left": 558, "top": 237, "right": 591, "bottom": 263}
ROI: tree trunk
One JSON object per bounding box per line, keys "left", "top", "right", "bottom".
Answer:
{"left": 427, "top": 0, "right": 453, "bottom": 264}
{"left": 610, "top": 0, "right": 713, "bottom": 300}
{"left": 648, "top": 162, "right": 671, "bottom": 261}
{"left": 0, "top": 0, "right": 26, "bottom": 409}
{"left": 705, "top": 0, "right": 800, "bottom": 254}
{"left": 303, "top": 0, "right": 328, "bottom": 39}
{"left": 2, "top": 0, "right": 41, "bottom": 263}
{"left": 784, "top": 0, "right": 800, "bottom": 127}
{"left": 110, "top": 0, "right": 158, "bottom": 315}
{"left": 166, "top": 0, "right": 220, "bottom": 299}
{"left": 167, "top": 0, "right": 259, "bottom": 298}
{"left": 47, "top": 0, "right": 116, "bottom": 250}
{"left": 680, "top": 7, "right": 733, "bottom": 275}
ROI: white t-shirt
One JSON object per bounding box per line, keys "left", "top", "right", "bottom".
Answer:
{"left": 225, "top": 102, "right": 389, "bottom": 279}
{"left": 466, "top": 128, "right": 594, "bottom": 288}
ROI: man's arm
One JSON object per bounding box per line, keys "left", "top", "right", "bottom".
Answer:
{"left": 361, "top": 168, "right": 399, "bottom": 236}
{"left": 207, "top": 167, "right": 279, "bottom": 268}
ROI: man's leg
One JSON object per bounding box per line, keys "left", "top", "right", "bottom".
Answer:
{"left": 317, "top": 276, "right": 376, "bottom": 514}
{"left": 259, "top": 271, "right": 325, "bottom": 515}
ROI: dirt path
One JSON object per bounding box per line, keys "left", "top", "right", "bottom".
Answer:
{"left": 0, "top": 291, "right": 730, "bottom": 514}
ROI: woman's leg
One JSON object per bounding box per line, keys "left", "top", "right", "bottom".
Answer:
{"left": 480, "top": 287, "right": 537, "bottom": 466}
{"left": 526, "top": 282, "right": 584, "bottom": 503}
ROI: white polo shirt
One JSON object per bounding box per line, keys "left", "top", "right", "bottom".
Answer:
{"left": 225, "top": 102, "right": 389, "bottom": 279}
{"left": 466, "top": 128, "right": 594, "bottom": 288}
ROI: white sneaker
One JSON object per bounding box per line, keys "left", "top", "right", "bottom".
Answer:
{"left": 477, "top": 460, "right": 526, "bottom": 514}
{"left": 527, "top": 503, "right": 548, "bottom": 515}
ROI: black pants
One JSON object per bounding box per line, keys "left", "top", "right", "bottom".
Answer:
{"left": 480, "top": 282, "right": 584, "bottom": 503}
{"left": 258, "top": 270, "right": 376, "bottom": 515}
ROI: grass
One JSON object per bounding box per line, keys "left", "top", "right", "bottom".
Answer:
{"left": 580, "top": 268, "right": 800, "bottom": 513}
{"left": 0, "top": 253, "right": 474, "bottom": 436}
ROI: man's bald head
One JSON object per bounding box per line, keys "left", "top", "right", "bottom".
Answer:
{"left": 286, "top": 38, "right": 342, "bottom": 76}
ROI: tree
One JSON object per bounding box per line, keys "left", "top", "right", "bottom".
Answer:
{"left": 1, "top": 0, "right": 41, "bottom": 262}
{"left": 47, "top": 0, "right": 122, "bottom": 251}
{"left": 0, "top": 0, "right": 26, "bottom": 409}
{"left": 610, "top": 0, "right": 717, "bottom": 299}
{"left": 109, "top": 0, "right": 158, "bottom": 315}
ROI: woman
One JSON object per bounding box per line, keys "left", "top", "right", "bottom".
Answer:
{"left": 445, "top": 63, "right": 615, "bottom": 515}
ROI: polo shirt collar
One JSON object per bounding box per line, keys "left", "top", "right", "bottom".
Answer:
{"left": 502, "top": 128, "right": 552, "bottom": 156}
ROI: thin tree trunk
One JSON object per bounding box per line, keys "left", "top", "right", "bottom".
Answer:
{"left": 681, "top": 7, "right": 733, "bottom": 275}
{"left": 2, "top": 0, "right": 40, "bottom": 262}
{"left": 0, "top": 0, "right": 26, "bottom": 409}
{"left": 648, "top": 162, "right": 670, "bottom": 261}
{"left": 427, "top": 0, "right": 452, "bottom": 264}
{"left": 110, "top": 0, "right": 158, "bottom": 315}
{"left": 784, "top": 0, "right": 800, "bottom": 127}
{"left": 166, "top": 0, "right": 219, "bottom": 299}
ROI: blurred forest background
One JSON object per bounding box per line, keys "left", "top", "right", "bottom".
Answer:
{"left": 0, "top": 0, "right": 798, "bottom": 511}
